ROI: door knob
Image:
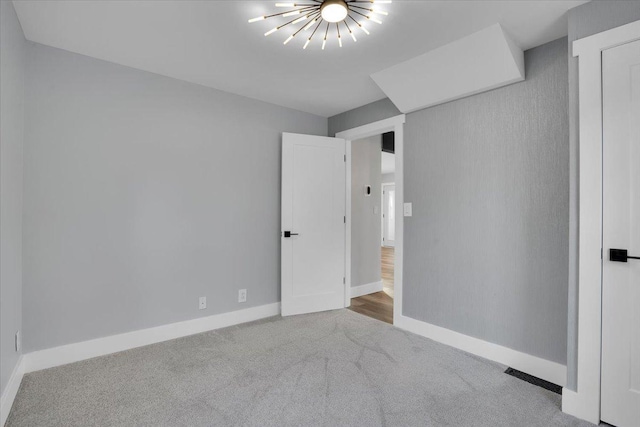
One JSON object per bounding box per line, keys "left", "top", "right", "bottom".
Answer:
{"left": 610, "top": 248, "right": 640, "bottom": 262}
{"left": 283, "top": 231, "right": 299, "bottom": 238}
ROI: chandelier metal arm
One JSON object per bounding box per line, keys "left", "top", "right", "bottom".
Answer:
{"left": 347, "top": 4, "right": 375, "bottom": 13}
{"left": 348, "top": 8, "right": 373, "bottom": 20}
{"left": 293, "top": 12, "right": 321, "bottom": 37}
{"left": 309, "top": 17, "right": 324, "bottom": 38}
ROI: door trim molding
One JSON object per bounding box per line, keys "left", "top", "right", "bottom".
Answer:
{"left": 336, "top": 114, "right": 406, "bottom": 323}
{"left": 566, "top": 19, "right": 640, "bottom": 425}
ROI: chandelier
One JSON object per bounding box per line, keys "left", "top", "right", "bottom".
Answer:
{"left": 248, "top": 0, "right": 391, "bottom": 50}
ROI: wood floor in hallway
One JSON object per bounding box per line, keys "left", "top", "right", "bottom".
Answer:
{"left": 348, "top": 246, "right": 394, "bottom": 324}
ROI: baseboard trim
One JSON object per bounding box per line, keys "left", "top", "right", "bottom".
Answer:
{"left": 561, "top": 387, "right": 600, "bottom": 425}
{"left": 23, "top": 302, "right": 281, "bottom": 374}
{"left": 350, "top": 281, "right": 383, "bottom": 298}
{"left": 1, "top": 355, "right": 24, "bottom": 427}
{"left": 395, "top": 315, "right": 567, "bottom": 387}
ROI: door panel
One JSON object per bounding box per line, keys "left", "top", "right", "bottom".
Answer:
{"left": 601, "top": 39, "right": 640, "bottom": 427}
{"left": 383, "top": 185, "right": 396, "bottom": 247}
{"left": 281, "top": 133, "right": 346, "bottom": 316}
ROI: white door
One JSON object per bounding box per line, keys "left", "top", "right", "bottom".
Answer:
{"left": 382, "top": 184, "right": 396, "bottom": 247}
{"left": 281, "top": 133, "right": 346, "bottom": 316}
{"left": 601, "top": 39, "right": 640, "bottom": 427}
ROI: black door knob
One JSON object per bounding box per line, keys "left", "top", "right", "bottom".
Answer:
{"left": 610, "top": 248, "right": 640, "bottom": 262}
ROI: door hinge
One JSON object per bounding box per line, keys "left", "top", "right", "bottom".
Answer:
{"left": 344, "top": 216, "right": 346, "bottom": 223}
{"left": 343, "top": 277, "right": 345, "bottom": 284}
{"left": 344, "top": 154, "right": 346, "bottom": 162}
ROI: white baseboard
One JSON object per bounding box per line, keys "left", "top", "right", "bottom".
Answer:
{"left": 350, "top": 281, "right": 383, "bottom": 298}
{"left": 23, "top": 302, "right": 281, "bottom": 374}
{"left": 395, "top": 315, "right": 567, "bottom": 387}
{"left": 561, "top": 387, "right": 600, "bottom": 425}
{"left": 1, "top": 355, "right": 24, "bottom": 427}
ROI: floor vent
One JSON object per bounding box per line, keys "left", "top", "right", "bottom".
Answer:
{"left": 504, "top": 367, "right": 562, "bottom": 395}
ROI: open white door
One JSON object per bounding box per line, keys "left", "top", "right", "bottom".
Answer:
{"left": 601, "top": 39, "right": 640, "bottom": 427}
{"left": 281, "top": 133, "right": 346, "bottom": 316}
{"left": 382, "top": 184, "right": 396, "bottom": 247}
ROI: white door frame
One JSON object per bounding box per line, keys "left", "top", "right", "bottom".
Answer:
{"left": 563, "top": 19, "right": 640, "bottom": 425}
{"left": 381, "top": 183, "right": 395, "bottom": 247}
{"left": 336, "top": 114, "right": 406, "bottom": 324}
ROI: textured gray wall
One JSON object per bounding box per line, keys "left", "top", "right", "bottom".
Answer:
{"left": 23, "top": 43, "right": 327, "bottom": 352}
{"left": 330, "top": 37, "right": 570, "bottom": 365}
{"left": 403, "top": 37, "right": 569, "bottom": 365}
{"left": 0, "top": 0, "right": 25, "bottom": 394}
{"left": 351, "top": 136, "right": 382, "bottom": 288}
{"left": 566, "top": 0, "right": 640, "bottom": 391}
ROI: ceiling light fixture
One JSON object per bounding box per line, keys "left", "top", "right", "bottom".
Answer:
{"left": 248, "top": 0, "right": 391, "bottom": 50}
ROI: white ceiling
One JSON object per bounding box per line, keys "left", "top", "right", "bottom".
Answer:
{"left": 13, "top": 0, "right": 587, "bottom": 117}
{"left": 382, "top": 152, "right": 395, "bottom": 175}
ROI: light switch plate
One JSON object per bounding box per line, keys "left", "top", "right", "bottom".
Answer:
{"left": 403, "top": 202, "right": 413, "bottom": 217}
{"left": 199, "top": 297, "right": 207, "bottom": 310}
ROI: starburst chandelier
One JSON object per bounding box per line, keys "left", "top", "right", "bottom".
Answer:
{"left": 248, "top": 0, "right": 391, "bottom": 50}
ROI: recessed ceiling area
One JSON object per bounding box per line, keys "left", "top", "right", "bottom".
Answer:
{"left": 12, "top": 1, "right": 587, "bottom": 117}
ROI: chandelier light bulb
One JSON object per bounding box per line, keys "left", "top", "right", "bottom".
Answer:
{"left": 303, "top": 38, "right": 311, "bottom": 49}
{"left": 303, "top": 18, "right": 318, "bottom": 31}
{"left": 292, "top": 15, "right": 307, "bottom": 25}
{"left": 248, "top": 16, "right": 265, "bottom": 23}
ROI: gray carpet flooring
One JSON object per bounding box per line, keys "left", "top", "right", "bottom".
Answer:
{"left": 7, "top": 309, "right": 593, "bottom": 426}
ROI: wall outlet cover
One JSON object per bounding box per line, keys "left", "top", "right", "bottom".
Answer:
{"left": 238, "top": 289, "right": 247, "bottom": 303}
{"left": 199, "top": 296, "right": 207, "bottom": 310}
{"left": 403, "top": 202, "right": 413, "bottom": 217}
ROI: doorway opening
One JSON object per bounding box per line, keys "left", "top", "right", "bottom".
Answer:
{"left": 331, "top": 114, "right": 404, "bottom": 326}
{"left": 346, "top": 131, "right": 396, "bottom": 324}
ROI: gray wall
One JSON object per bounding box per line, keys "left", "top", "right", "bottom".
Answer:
{"left": 23, "top": 43, "right": 327, "bottom": 352}
{"left": 329, "top": 98, "right": 400, "bottom": 138}
{"left": 330, "top": 37, "right": 570, "bottom": 365}
{"left": 351, "top": 136, "right": 382, "bottom": 288}
{"left": 566, "top": 0, "right": 640, "bottom": 391}
{"left": 1, "top": 0, "right": 25, "bottom": 395}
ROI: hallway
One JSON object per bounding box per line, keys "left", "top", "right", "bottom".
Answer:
{"left": 348, "top": 247, "right": 394, "bottom": 324}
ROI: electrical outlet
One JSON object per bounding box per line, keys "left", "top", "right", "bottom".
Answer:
{"left": 15, "top": 331, "right": 21, "bottom": 352}
{"left": 199, "top": 296, "right": 207, "bottom": 310}
{"left": 238, "top": 289, "right": 247, "bottom": 303}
